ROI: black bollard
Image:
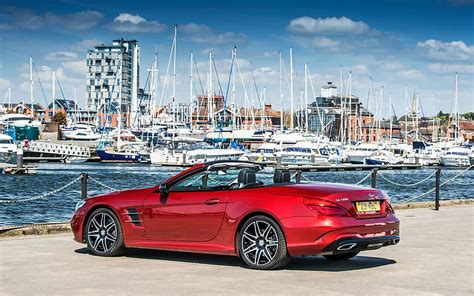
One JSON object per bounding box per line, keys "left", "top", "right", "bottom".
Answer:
{"left": 295, "top": 170, "right": 302, "bottom": 183}
{"left": 435, "top": 168, "right": 441, "bottom": 211}
{"left": 371, "top": 168, "right": 377, "bottom": 188}
{"left": 81, "top": 173, "right": 88, "bottom": 200}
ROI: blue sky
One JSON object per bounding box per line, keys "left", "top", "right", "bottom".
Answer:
{"left": 0, "top": 0, "right": 473, "bottom": 117}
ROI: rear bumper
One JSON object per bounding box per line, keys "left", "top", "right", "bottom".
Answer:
{"left": 321, "top": 235, "right": 400, "bottom": 255}
{"left": 281, "top": 215, "right": 400, "bottom": 256}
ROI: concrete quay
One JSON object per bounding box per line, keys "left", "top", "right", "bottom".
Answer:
{"left": 1, "top": 206, "right": 473, "bottom": 295}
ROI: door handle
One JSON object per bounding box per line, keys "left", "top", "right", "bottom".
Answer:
{"left": 205, "top": 198, "right": 220, "bottom": 205}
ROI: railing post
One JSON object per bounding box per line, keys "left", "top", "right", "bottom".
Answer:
{"left": 81, "top": 173, "right": 88, "bottom": 200}
{"left": 371, "top": 168, "right": 377, "bottom": 188}
{"left": 435, "top": 168, "right": 441, "bottom": 211}
{"left": 295, "top": 170, "right": 301, "bottom": 183}
{"left": 276, "top": 155, "right": 282, "bottom": 169}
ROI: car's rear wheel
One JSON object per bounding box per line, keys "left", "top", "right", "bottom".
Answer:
{"left": 238, "top": 215, "right": 291, "bottom": 270}
{"left": 323, "top": 251, "right": 359, "bottom": 261}
{"left": 85, "top": 208, "right": 124, "bottom": 256}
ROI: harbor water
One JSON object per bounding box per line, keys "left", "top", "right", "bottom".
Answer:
{"left": 0, "top": 163, "right": 472, "bottom": 226}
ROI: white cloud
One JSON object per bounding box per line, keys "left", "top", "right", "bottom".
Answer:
{"left": 110, "top": 13, "right": 166, "bottom": 33}
{"left": 310, "top": 36, "right": 340, "bottom": 49}
{"left": 287, "top": 16, "right": 370, "bottom": 35}
{"left": 383, "top": 62, "right": 405, "bottom": 71}
{"left": 428, "top": 63, "right": 474, "bottom": 74}
{"left": 396, "top": 69, "right": 425, "bottom": 80}
{"left": 45, "top": 51, "right": 78, "bottom": 61}
{"left": 61, "top": 60, "right": 87, "bottom": 76}
{"left": 0, "top": 8, "right": 103, "bottom": 30}
{"left": 0, "top": 77, "right": 12, "bottom": 89}
{"left": 181, "top": 23, "right": 247, "bottom": 45}
{"left": 70, "top": 39, "right": 104, "bottom": 52}
{"left": 417, "top": 39, "right": 474, "bottom": 61}
{"left": 351, "top": 64, "right": 369, "bottom": 74}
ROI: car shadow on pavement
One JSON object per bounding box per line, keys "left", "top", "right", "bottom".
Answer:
{"left": 286, "top": 256, "right": 396, "bottom": 271}
{"left": 75, "top": 247, "right": 395, "bottom": 271}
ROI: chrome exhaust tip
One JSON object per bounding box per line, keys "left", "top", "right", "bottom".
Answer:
{"left": 336, "top": 242, "right": 357, "bottom": 251}
{"left": 392, "top": 238, "right": 400, "bottom": 245}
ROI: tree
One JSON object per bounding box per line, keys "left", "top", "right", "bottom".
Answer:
{"left": 463, "top": 112, "right": 474, "bottom": 121}
{"left": 53, "top": 112, "right": 67, "bottom": 126}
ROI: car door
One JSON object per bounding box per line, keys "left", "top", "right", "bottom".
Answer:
{"left": 142, "top": 170, "right": 231, "bottom": 242}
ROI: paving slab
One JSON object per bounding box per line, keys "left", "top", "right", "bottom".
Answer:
{"left": 1, "top": 206, "right": 473, "bottom": 295}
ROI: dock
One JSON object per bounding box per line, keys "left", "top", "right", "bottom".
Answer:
{"left": 0, "top": 163, "right": 37, "bottom": 175}
{"left": 280, "top": 163, "right": 422, "bottom": 171}
{"left": 1, "top": 206, "right": 472, "bottom": 294}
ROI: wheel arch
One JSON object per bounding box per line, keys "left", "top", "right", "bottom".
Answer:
{"left": 82, "top": 204, "right": 120, "bottom": 242}
{"left": 234, "top": 210, "right": 286, "bottom": 257}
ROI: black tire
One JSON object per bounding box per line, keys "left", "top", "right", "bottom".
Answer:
{"left": 237, "top": 215, "right": 291, "bottom": 270}
{"left": 323, "top": 251, "right": 359, "bottom": 261}
{"left": 85, "top": 208, "right": 124, "bottom": 256}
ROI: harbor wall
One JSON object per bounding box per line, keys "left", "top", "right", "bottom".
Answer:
{"left": 1, "top": 198, "right": 472, "bottom": 238}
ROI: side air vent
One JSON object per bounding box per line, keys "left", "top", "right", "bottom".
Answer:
{"left": 126, "top": 208, "right": 142, "bottom": 226}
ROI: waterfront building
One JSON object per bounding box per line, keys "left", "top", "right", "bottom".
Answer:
{"left": 305, "top": 82, "right": 375, "bottom": 142}
{"left": 86, "top": 39, "right": 140, "bottom": 127}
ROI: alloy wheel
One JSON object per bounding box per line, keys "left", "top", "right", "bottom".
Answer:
{"left": 87, "top": 212, "right": 117, "bottom": 253}
{"left": 241, "top": 220, "right": 279, "bottom": 266}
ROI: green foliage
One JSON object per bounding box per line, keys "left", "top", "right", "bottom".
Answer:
{"left": 463, "top": 112, "right": 474, "bottom": 121}
{"left": 53, "top": 112, "right": 67, "bottom": 126}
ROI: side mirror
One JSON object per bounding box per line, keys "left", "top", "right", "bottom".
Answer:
{"left": 159, "top": 183, "right": 169, "bottom": 196}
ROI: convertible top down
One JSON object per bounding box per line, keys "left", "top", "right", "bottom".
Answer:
{"left": 71, "top": 160, "right": 400, "bottom": 269}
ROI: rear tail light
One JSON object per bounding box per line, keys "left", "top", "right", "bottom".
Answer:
{"left": 384, "top": 201, "right": 395, "bottom": 215}
{"left": 303, "top": 197, "right": 349, "bottom": 216}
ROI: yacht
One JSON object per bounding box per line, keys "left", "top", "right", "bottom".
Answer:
{"left": 239, "top": 143, "right": 283, "bottom": 164}
{"left": 440, "top": 147, "right": 471, "bottom": 167}
{"left": 150, "top": 141, "right": 244, "bottom": 166}
{"left": 277, "top": 141, "right": 330, "bottom": 165}
{"left": 97, "top": 130, "right": 148, "bottom": 163}
{"left": 344, "top": 143, "right": 379, "bottom": 164}
{"left": 0, "top": 134, "right": 17, "bottom": 154}
{"left": 365, "top": 150, "right": 403, "bottom": 165}
{"left": 0, "top": 113, "right": 41, "bottom": 127}
{"left": 62, "top": 123, "right": 101, "bottom": 141}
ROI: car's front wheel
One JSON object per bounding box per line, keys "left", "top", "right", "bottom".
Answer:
{"left": 85, "top": 208, "right": 124, "bottom": 256}
{"left": 238, "top": 215, "right": 291, "bottom": 270}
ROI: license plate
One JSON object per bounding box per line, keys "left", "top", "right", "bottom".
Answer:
{"left": 355, "top": 201, "right": 381, "bottom": 213}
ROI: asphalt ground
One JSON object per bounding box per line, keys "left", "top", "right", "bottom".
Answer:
{"left": 1, "top": 206, "right": 473, "bottom": 295}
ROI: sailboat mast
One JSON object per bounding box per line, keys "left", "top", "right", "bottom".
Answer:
{"left": 189, "top": 51, "right": 194, "bottom": 131}
{"left": 404, "top": 85, "right": 408, "bottom": 144}
{"left": 232, "top": 48, "right": 237, "bottom": 130}
{"left": 389, "top": 92, "right": 392, "bottom": 142}
{"left": 289, "top": 48, "right": 294, "bottom": 130}
{"left": 304, "top": 63, "right": 308, "bottom": 133}
{"left": 172, "top": 25, "right": 177, "bottom": 140}
{"left": 348, "top": 71, "right": 352, "bottom": 144}
{"left": 261, "top": 87, "right": 265, "bottom": 129}
{"left": 208, "top": 50, "right": 213, "bottom": 127}
{"left": 52, "top": 71, "right": 56, "bottom": 117}
{"left": 454, "top": 72, "right": 458, "bottom": 140}
{"left": 29, "top": 56, "right": 34, "bottom": 118}
{"left": 339, "top": 65, "right": 344, "bottom": 145}
{"left": 279, "top": 51, "right": 284, "bottom": 135}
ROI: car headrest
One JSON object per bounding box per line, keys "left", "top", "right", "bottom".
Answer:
{"left": 274, "top": 169, "right": 291, "bottom": 184}
{"left": 238, "top": 169, "right": 256, "bottom": 186}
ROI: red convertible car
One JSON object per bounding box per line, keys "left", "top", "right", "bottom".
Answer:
{"left": 71, "top": 160, "right": 400, "bottom": 270}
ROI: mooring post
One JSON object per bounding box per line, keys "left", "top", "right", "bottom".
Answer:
{"left": 276, "top": 155, "right": 282, "bottom": 169}
{"left": 81, "top": 173, "right": 88, "bottom": 200}
{"left": 295, "top": 170, "right": 302, "bottom": 183}
{"left": 371, "top": 168, "right": 377, "bottom": 188}
{"left": 435, "top": 168, "right": 441, "bottom": 211}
